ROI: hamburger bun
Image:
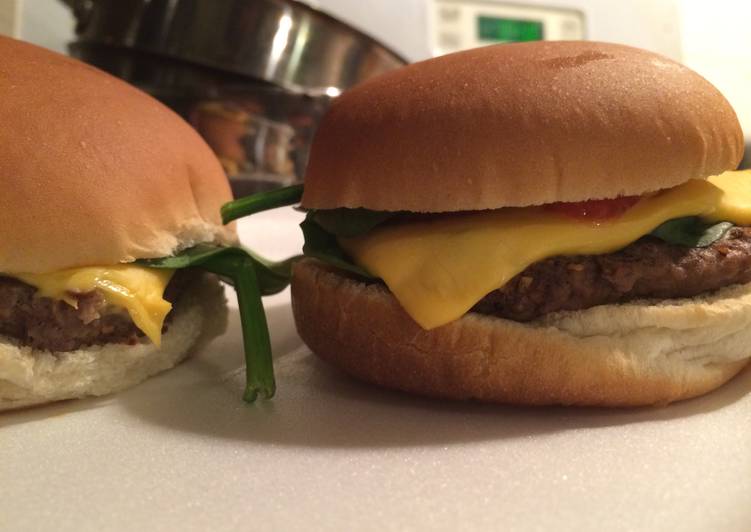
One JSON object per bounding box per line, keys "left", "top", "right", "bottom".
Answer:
{"left": 302, "top": 41, "right": 743, "bottom": 212}
{"left": 292, "top": 260, "right": 749, "bottom": 406}
{"left": 0, "top": 35, "right": 236, "bottom": 275}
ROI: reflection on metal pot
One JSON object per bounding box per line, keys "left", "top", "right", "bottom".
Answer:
{"left": 65, "top": 0, "right": 407, "bottom": 95}
{"left": 190, "top": 101, "right": 298, "bottom": 191}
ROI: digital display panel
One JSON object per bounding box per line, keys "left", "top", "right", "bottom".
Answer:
{"left": 477, "top": 16, "right": 544, "bottom": 42}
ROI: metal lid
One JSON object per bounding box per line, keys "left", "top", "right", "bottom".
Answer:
{"left": 65, "top": 0, "right": 407, "bottom": 96}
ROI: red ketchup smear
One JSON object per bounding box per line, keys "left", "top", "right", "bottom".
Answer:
{"left": 544, "top": 196, "right": 641, "bottom": 220}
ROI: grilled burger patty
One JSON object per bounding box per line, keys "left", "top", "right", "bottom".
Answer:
{"left": 7, "top": 227, "right": 749, "bottom": 351}
{"left": 0, "top": 270, "right": 194, "bottom": 352}
{"left": 473, "top": 226, "right": 751, "bottom": 321}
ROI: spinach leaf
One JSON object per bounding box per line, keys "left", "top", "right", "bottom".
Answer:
{"left": 299, "top": 207, "right": 395, "bottom": 276}
{"left": 310, "top": 208, "right": 397, "bottom": 237}
{"left": 221, "top": 181, "right": 395, "bottom": 237}
{"left": 139, "top": 244, "right": 294, "bottom": 401}
{"left": 221, "top": 183, "right": 391, "bottom": 276}
{"left": 141, "top": 244, "right": 295, "bottom": 296}
{"left": 221, "top": 184, "right": 304, "bottom": 224}
{"left": 649, "top": 217, "right": 734, "bottom": 248}
{"left": 300, "top": 214, "right": 375, "bottom": 278}
{"left": 179, "top": 184, "right": 388, "bottom": 402}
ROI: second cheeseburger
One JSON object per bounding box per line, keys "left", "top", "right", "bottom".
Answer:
{"left": 234, "top": 41, "right": 751, "bottom": 406}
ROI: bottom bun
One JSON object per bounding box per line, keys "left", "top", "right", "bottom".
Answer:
{"left": 0, "top": 273, "right": 227, "bottom": 411}
{"left": 291, "top": 259, "right": 751, "bottom": 406}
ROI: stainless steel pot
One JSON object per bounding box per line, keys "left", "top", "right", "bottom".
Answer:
{"left": 65, "top": 0, "right": 406, "bottom": 95}
{"left": 63, "top": 0, "right": 407, "bottom": 195}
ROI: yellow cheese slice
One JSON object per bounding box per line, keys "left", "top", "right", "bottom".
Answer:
{"left": 706, "top": 170, "right": 751, "bottom": 225}
{"left": 341, "top": 170, "right": 751, "bottom": 330}
{"left": 15, "top": 265, "right": 175, "bottom": 346}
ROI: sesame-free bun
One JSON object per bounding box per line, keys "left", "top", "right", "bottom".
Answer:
{"left": 0, "top": 36, "right": 236, "bottom": 274}
{"left": 302, "top": 41, "right": 744, "bottom": 212}
{"left": 292, "top": 260, "right": 751, "bottom": 406}
{"left": 0, "top": 273, "right": 227, "bottom": 411}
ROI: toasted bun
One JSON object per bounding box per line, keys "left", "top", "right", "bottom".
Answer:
{"left": 302, "top": 41, "right": 744, "bottom": 212}
{"left": 0, "top": 36, "right": 236, "bottom": 274}
{"left": 292, "top": 260, "right": 751, "bottom": 406}
{"left": 0, "top": 273, "right": 227, "bottom": 411}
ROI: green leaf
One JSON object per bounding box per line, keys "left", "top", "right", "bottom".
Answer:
{"left": 221, "top": 184, "right": 304, "bottom": 224}
{"left": 139, "top": 244, "right": 294, "bottom": 296}
{"left": 310, "top": 208, "right": 397, "bottom": 237}
{"left": 298, "top": 207, "right": 397, "bottom": 277}
{"left": 300, "top": 214, "right": 375, "bottom": 278}
{"left": 138, "top": 244, "right": 294, "bottom": 401}
{"left": 650, "top": 217, "right": 734, "bottom": 248}
{"left": 220, "top": 186, "right": 391, "bottom": 278}
{"left": 137, "top": 243, "right": 230, "bottom": 269}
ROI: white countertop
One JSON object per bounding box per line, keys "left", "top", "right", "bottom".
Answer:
{"left": 2, "top": 208, "right": 750, "bottom": 531}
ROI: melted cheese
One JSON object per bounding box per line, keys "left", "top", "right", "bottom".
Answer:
{"left": 341, "top": 170, "right": 751, "bottom": 330}
{"left": 15, "top": 265, "right": 175, "bottom": 346}
{"left": 706, "top": 171, "right": 751, "bottom": 224}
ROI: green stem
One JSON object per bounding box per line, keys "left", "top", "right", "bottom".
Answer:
{"left": 235, "top": 259, "right": 275, "bottom": 401}
{"left": 201, "top": 255, "right": 275, "bottom": 401}
{"left": 221, "top": 184, "right": 304, "bottom": 225}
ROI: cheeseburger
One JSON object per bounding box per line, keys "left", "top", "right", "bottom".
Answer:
{"left": 239, "top": 41, "right": 751, "bottom": 406}
{"left": 0, "top": 37, "right": 278, "bottom": 410}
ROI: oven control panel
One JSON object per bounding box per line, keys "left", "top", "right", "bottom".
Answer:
{"left": 431, "top": 0, "right": 586, "bottom": 56}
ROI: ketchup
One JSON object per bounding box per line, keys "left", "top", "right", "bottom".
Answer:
{"left": 544, "top": 196, "right": 641, "bottom": 220}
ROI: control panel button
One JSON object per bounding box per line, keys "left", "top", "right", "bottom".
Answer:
{"left": 438, "top": 32, "right": 461, "bottom": 49}
{"left": 438, "top": 7, "right": 461, "bottom": 22}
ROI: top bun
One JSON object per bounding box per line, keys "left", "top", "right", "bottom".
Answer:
{"left": 302, "top": 41, "right": 744, "bottom": 212}
{"left": 0, "top": 36, "right": 236, "bottom": 274}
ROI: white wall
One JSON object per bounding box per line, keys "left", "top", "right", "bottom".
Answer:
{"left": 304, "top": 0, "right": 431, "bottom": 60}
{"left": 0, "top": 0, "right": 22, "bottom": 37}
{"left": 20, "top": 0, "right": 73, "bottom": 53}
{"left": 679, "top": 0, "right": 751, "bottom": 140}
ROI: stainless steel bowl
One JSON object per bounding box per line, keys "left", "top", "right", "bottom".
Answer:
{"left": 65, "top": 0, "right": 406, "bottom": 95}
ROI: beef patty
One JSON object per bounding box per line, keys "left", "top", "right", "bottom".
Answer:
{"left": 472, "top": 226, "right": 751, "bottom": 321}
{"left": 0, "top": 270, "right": 194, "bottom": 352}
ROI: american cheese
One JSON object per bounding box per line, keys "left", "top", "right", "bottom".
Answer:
{"left": 706, "top": 171, "right": 751, "bottom": 225}
{"left": 14, "top": 265, "right": 175, "bottom": 346}
{"left": 341, "top": 170, "right": 751, "bottom": 330}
